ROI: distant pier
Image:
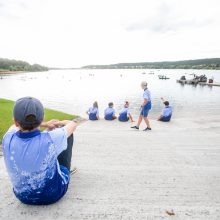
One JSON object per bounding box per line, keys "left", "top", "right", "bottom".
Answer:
{"left": 177, "top": 79, "right": 220, "bottom": 87}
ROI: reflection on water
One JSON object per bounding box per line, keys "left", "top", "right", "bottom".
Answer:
{"left": 0, "top": 69, "right": 220, "bottom": 119}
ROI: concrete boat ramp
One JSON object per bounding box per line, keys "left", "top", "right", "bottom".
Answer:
{"left": 0, "top": 116, "right": 220, "bottom": 219}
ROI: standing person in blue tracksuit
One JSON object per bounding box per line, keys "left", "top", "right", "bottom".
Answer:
{"left": 158, "top": 97, "right": 173, "bottom": 122}
{"left": 131, "top": 81, "right": 152, "bottom": 131}
{"left": 118, "top": 101, "right": 134, "bottom": 122}
{"left": 86, "top": 101, "right": 99, "bottom": 121}
{"left": 104, "top": 102, "right": 117, "bottom": 120}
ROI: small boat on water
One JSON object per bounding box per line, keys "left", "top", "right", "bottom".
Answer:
{"left": 158, "top": 75, "right": 170, "bottom": 80}
{"left": 177, "top": 74, "right": 209, "bottom": 85}
{"left": 194, "top": 75, "right": 207, "bottom": 83}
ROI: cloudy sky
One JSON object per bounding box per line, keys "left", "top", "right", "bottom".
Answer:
{"left": 0, "top": 0, "right": 220, "bottom": 67}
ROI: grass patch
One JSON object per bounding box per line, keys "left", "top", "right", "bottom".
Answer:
{"left": 0, "top": 98, "right": 77, "bottom": 143}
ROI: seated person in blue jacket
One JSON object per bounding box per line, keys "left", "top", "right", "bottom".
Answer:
{"left": 2, "top": 97, "right": 78, "bottom": 205}
{"left": 86, "top": 101, "right": 99, "bottom": 120}
{"left": 118, "top": 101, "right": 134, "bottom": 122}
{"left": 104, "top": 102, "right": 117, "bottom": 120}
{"left": 158, "top": 97, "right": 173, "bottom": 122}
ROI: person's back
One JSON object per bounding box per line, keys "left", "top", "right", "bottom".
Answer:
{"left": 104, "top": 107, "right": 115, "bottom": 120}
{"left": 88, "top": 107, "right": 99, "bottom": 120}
{"left": 3, "top": 128, "right": 69, "bottom": 205}
{"left": 118, "top": 101, "right": 134, "bottom": 122}
{"left": 2, "top": 97, "right": 77, "bottom": 205}
{"left": 104, "top": 102, "right": 116, "bottom": 120}
{"left": 119, "top": 107, "right": 129, "bottom": 122}
{"left": 158, "top": 98, "right": 172, "bottom": 122}
{"left": 87, "top": 101, "right": 99, "bottom": 121}
{"left": 162, "top": 106, "right": 172, "bottom": 121}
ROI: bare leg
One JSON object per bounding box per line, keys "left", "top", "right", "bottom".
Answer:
{"left": 137, "top": 115, "right": 143, "bottom": 127}
{"left": 143, "top": 117, "right": 151, "bottom": 128}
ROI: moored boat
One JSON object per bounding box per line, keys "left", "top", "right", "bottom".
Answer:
{"left": 158, "top": 75, "right": 170, "bottom": 80}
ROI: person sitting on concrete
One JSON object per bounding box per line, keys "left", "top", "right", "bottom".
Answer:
{"left": 86, "top": 101, "right": 99, "bottom": 121}
{"left": 118, "top": 101, "right": 134, "bottom": 122}
{"left": 2, "top": 97, "right": 77, "bottom": 205}
{"left": 104, "top": 102, "right": 117, "bottom": 120}
{"left": 158, "top": 97, "right": 173, "bottom": 122}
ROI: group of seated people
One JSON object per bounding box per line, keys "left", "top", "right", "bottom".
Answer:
{"left": 86, "top": 98, "right": 172, "bottom": 122}
{"left": 86, "top": 101, "right": 134, "bottom": 122}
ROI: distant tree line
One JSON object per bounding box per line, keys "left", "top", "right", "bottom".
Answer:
{"left": 82, "top": 58, "right": 220, "bottom": 70}
{"left": 0, "top": 58, "right": 48, "bottom": 72}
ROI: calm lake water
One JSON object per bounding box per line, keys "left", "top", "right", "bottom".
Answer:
{"left": 0, "top": 69, "right": 220, "bottom": 119}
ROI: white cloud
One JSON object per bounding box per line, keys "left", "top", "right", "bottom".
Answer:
{"left": 126, "top": 2, "right": 214, "bottom": 33}
{"left": 0, "top": 0, "right": 220, "bottom": 67}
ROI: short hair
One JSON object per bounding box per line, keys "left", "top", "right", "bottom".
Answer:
{"left": 141, "top": 81, "right": 148, "bottom": 88}
{"left": 108, "top": 102, "right": 114, "bottom": 107}
{"left": 164, "top": 101, "right": 169, "bottom": 106}
{"left": 18, "top": 114, "right": 41, "bottom": 131}
{"left": 93, "top": 101, "right": 98, "bottom": 108}
{"left": 124, "top": 101, "right": 129, "bottom": 108}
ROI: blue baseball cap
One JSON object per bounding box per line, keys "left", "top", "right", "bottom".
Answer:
{"left": 13, "top": 97, "right": 44, "bottom": 126}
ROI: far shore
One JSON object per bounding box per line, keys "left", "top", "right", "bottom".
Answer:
{"left": 1, "top": 68, "right": 220, "bottom": 73}
{"left": 0, "top": 70, "right": 26, "bottom": 74}
{"left": 0, "top": 70, "right": 48, "bottom": 75}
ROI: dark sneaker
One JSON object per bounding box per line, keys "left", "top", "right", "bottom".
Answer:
{"left": 131, "top": 126, "right": 139, "bottom": 130}
{"left": 143, "top": 127, "right": 152, "bottom": 131}
{"left": 70, "top": 167, "right": 77, "bottom": 175}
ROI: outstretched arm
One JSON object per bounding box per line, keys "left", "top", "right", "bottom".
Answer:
{"left": 54, "top": 120, "right": 78, "bottom": 137}
{"left": 40, "top": 119, "right": 59, "bottom": 130}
